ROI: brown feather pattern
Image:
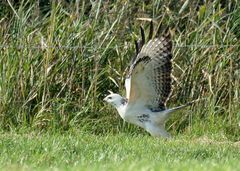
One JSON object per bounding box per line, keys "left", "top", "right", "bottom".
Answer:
{"left": 127, "top": 23, "right": 172, "bottom": 111}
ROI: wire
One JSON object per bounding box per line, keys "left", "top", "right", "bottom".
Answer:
{"left": 0, "top": 44, "right": 239, "bottom": 50}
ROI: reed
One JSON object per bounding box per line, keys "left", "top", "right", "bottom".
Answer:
{"left": 0, "top": 0, "right": 239, "bottom": 140}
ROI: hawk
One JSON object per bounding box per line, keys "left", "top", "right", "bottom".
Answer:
{"left": 104, "top": 22, "right": 190, "bottom": 138}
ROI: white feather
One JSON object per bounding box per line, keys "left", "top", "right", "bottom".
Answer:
{"left": 125, "top": 77, "right": 131, "bottom": 99}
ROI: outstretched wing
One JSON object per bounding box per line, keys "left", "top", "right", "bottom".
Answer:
{"left": 126, "top": 23, "right": 172, "bottom": 111}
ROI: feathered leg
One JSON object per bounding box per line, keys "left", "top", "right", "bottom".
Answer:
{"left": 145, "top": 122, "right": 171, "bottom": 138}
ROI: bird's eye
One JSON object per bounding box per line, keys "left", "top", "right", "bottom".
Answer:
{"left": 108, "top": 97, "right": 112, "bottom": 100}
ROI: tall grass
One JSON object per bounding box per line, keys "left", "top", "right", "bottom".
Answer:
{"left": 0, "top": 0, "right": 239, "bottom": 139}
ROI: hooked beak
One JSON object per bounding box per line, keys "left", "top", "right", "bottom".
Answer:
{"left": 103, "top": 97, "right": 107, "bottom": 102}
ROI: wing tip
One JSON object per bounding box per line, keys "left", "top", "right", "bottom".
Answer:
{"left": 140, "top": 25, "right": 145, "bottom": 46}
{"left": 132, "top": 21, "right": 172, "bottom": 66}
{"left": 135, "top": 21, "right": 172, "bottom": 53}
{"left": 148, "top": 20, "right": 154, "bottom": 40}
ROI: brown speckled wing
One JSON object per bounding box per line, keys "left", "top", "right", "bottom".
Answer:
{"left": 127, "top": 24, "right": 172, "bottom": 111}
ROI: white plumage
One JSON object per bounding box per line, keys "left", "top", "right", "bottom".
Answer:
{"left": 104, "top": 22, "right": 189, "bottom": 138}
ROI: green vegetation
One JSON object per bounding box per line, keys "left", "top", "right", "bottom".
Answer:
{"left": 0, "top": 133, "right": 239, "bottom": 171}
{"left": 0, "top": 1, "right": 240, "bottom": 170}
{"left": 0, "top": 0, "right": 239, "bottom": 138}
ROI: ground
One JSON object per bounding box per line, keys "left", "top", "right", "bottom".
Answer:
{"left": 0, "top": 132, "right": 239, "bottom": 171}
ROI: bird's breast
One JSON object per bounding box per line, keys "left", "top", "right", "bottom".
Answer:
{"left": 121, "top": 105, "right": 152, "bottom": 127}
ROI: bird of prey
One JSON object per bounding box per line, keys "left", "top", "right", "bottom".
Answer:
{"left": 104, "top": 22, "right": 190, "bottom": 138}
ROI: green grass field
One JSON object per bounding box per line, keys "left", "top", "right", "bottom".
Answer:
{"left": 0, "top": 0, "right": 240, "bottom": 170}
{"left": 0, "top": 133, "right": 240, "bottom": 171}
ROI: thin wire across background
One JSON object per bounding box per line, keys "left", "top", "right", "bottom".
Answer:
{"left": 0, "top": 44, "right": 239, "bottom": 50}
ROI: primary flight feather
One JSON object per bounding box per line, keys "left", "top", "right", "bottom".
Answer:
{"left": 104, "top": 22, "right": 189, "bottom": 138}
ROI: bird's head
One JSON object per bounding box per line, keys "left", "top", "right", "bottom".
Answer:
{"left": 103, "top": 93, "right": 127, "bottom": 108}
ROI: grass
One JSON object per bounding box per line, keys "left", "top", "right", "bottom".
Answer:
{"left": 0, "top": 0, "right": 239, "bottom": 138}
{"left": 0, "top": 132, "right": 239, "bottom": 171}
{"left": 0, "top": 1, "right": 240, "bottom": 170}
